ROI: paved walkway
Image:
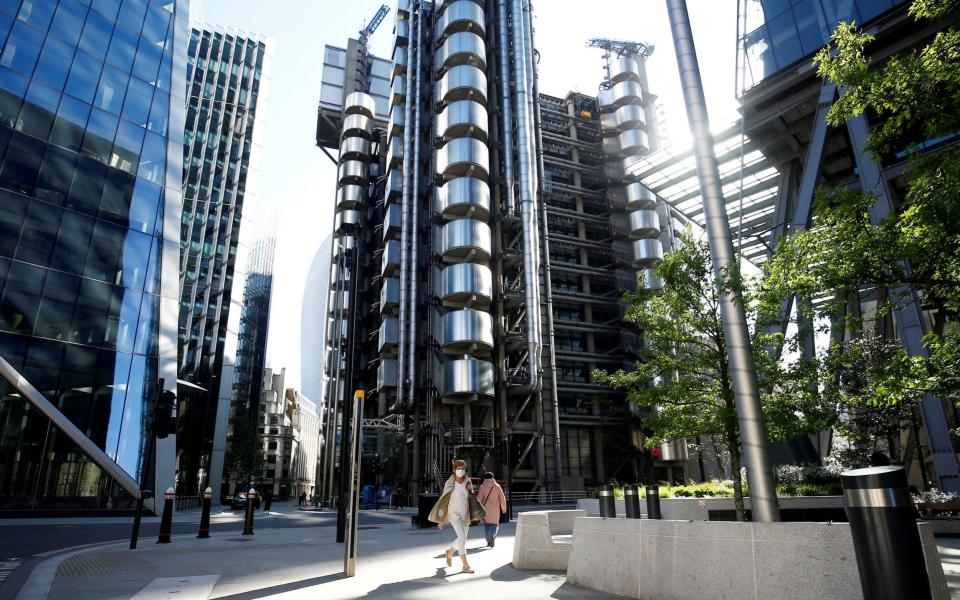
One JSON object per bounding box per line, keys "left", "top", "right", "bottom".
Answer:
{"left": 16, "top": 506, "right": 620, "bottom": 600}
{"left": 937, "top": 537, "right": 960, "bottom": 599}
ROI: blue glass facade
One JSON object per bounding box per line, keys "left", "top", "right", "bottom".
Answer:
{"left": 0, "top": 0, "right": 186, "bottom": 512}
{"left": 740, "top": 0, "right": 906, "bottom": 89}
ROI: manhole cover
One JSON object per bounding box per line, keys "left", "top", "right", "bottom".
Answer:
{"left": 57, "top": 552, "right": 156, "bottom": 577}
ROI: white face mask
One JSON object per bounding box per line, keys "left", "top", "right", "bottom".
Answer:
{"left": 455, "top": 468, "right": 465, "bottom": 478}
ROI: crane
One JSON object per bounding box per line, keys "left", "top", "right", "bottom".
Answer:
{"left": 359, "top": 4, "right": 390, "bottom": 46}
{"left": 586, "top": 37, "right": 654, "bottom": 58}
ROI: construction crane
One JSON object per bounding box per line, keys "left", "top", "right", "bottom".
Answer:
{"left": 586, "top": 37, "right": 654, "bottom": 58}
{"left": 359, "top": 4, "right": 390, "bottom": 46}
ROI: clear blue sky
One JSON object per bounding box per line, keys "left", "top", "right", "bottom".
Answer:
{"left": 190, "top": 0, "right": 739, "bottom": 393}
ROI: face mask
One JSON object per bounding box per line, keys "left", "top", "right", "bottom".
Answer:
{"left": 455, "top": 468, "right": 465, "bottom": 478}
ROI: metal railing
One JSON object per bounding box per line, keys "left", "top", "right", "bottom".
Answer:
{"left": 438, "top": 425, "right": 495, "bottom": 448}
{"left": 511, "top": 490, "right": 590, "bottom": 505}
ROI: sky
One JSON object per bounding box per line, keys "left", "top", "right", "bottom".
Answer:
{"left": 189, "top": 0, "right": 740, "bottom": 394}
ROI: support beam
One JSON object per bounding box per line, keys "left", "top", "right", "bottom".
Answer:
{"left": 0, "top": 354, "right": 142, "bottom": 501}
{"left": 846, "top": 114, "right": 960, "bottom": 492}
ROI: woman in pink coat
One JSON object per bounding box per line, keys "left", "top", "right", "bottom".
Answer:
{"left": 478, "top": 472, "right": 507, "bottom": 547}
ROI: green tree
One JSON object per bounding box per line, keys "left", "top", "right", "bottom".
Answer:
{"left": 758, "top": 0, "right": 960, "bottom": 456}
{"left": 224, "top": 416, "right": 266, "bottom": 491}
{"left": 596, "top": 231, "right": 830, "bottom": 520}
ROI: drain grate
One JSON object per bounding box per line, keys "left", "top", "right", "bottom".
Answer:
{"left": 57, "top": 551, "right": 157, "bottom": 577}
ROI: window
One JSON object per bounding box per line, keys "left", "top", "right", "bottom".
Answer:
{"left": 0, "top": 189, "right": 27, "bottom": 257}
{"left": 99, "top": 168, "right": 135, "bottom": 225}
{"left": 17, "top": 0, "right": 56, "bottom": 32}
{"left": 91, "top": 0, "right": 121, "bottom": 21}
{"left": 112, "top": 120, "right": 144, "bottom": 174}
{"left": 0, "top": 260, "right": 45, "bottom": 333}
{"left": 71, "top": 276, "right": 110, "bottom": 345}
{"left": 50, "top": 95, "right": 91, "bottom": 152}
{"left": 50, "top": 0, "right": 88, "bottom": 47}
{"left": 51, "top": 210, "right": 94, "bottom": 275}
{"left": 121, "top": 75, "right": 153, "bottom": 126}
{"left": 67, "top": 156, "right": 107, "bottom": 216}
{"left": 79, "top": 10, "right": 114, "bottom": 62}
{"left": 35, "top": 270, "right": 80, "bottom": 341}
{"left": 768, "top": 10, "right": 803, "bottom": 69}
{"left": 34, "top": 37, "right": 75, "bottom": 91}
{"left": 65, "top": 50, "right": 103, "bottom": 104}
{"left": 18, "top": 81, "right": 60, "bottom": 140}
{"left": 128, "top": 177, "right": 160, "bottom": 234}
{"left": 132, "top": 37, "right": 161, "bottom": 84}
{"left": 82, "top": 107, "right": 119, "bottom": 163}
{"left": 0, "top": 21, "right": 44, "bottom": 77}
{"left": 0, "top": 132, "right": 44, "bottom": 195}
{"left": 0, "top": 68, "right": 27, "bottom": 127}
{"left": 119, "top": 229, "right": 150, "bottom": 290}
{"left": 84, "top": 219, "right": 124, "bottom": 284}
{"left": 36, "top": 144, "right": 78, "bottom": 206}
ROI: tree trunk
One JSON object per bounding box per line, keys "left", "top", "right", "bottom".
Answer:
{"left": 726, "top": 427, "right": 746, "bottom": 522}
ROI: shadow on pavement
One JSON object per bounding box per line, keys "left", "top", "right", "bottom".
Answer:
{"left": 213, "top": 572, "right": 345, "bottom": 599}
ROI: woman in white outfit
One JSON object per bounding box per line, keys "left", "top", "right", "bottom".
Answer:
{"left": 428, "top": 458, "right": 475, "bottom": 573}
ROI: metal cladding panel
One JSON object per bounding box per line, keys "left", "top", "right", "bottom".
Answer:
{"left": 631, "top": 238, "right": 664, "bottom": 267}
{"left": 386, "top": 135, "right": 404, "bottom": 167}
{"left": 391, "top": 75, "right": 406, "bottom": 107}
{"left": 434, "top": 176, "right": 490, "bottom": 220}
{"left": 628, "top": 209, "right": 660, "bottom": 239}
{"left": 597, "top": 88, "right": 614, "bottom": 110}
{"left": 344, "top": 91, "right": 376, "bottom": 119}
{"left": 338, "top": 159, "right": 367, "bottom": 185}
{"left": 436, "top": 64, "right": 488, "bottom": 106}
{"left": 436, "top": 137, "right": 489, "bottom": 180}
{"left": 439, "top": 308, "right": 494, "bottom": 353}
{"left": 656, "top": 439, "right": 690, "bottom": 462}
{"left": 339, "top": 136, "right": 371, "bottom": 161}
{"left": 393, "top": 46, "right": 408, "bottom": 75}
{"left": 380, "top": 277, "right": 400, "bottom": 313}
{"left": 394, "top": 18, "right": 409, "bottom": 45}
{"left": 625, "top": 182, "right": 656, "bottom": 210}
{"left": 379, "top": 317, "right": 400, "bottom": 354}
{"left": 382, "top": 239, "right": 401, "bottom": 275}
{"left": 378, "top": 358, "right": 398, "bottom": 389}
{"left": 609, "top": 56, "right": 641, "bottom": 84}
{"left": 435, "top": 0, "right": 486, "bottom": 40}
{"left": 619, "top": 129, "right": 650, "bottom": 156}
{"left": 334, "top": 210, "right": 363, "bottom": 236}
{"left": 388, "top": 104, "right": 405, "bottom": 136}
{"left": 641, "top": 267, "right": 664, "bottom": 291}
{"left": 434, "top": 31, "right": 486, "bottom": 73}
{"left": 386, "top": 168, "right": 403, "bottom": 201}
{"left": 608, "top": 104, "right": 646, "bottom": 133}
{"left": 440, "top": 218, "right": 492, "bottom": 263}
{"left": 440, "top": 262, "right": 493, "bottom": 307}
{"left": 336, "top": 184, "right": 366, "bottom": 210}
{"left": 437, "top": 100, "right": 489, "bottom": 143}
{"left": 383, "top": 203, "right": 402, "bottom": 240}
{"left": 607, "top": 80, "right": 643, "bottom": 108}
{"left": 341, "top": 113, "right": 373, "bottom": 139}
{"left": 441, "top": 358, "right": 495, "bottom": 398}
{"left": 602, "top": 135, "right": 620, "bottom": 156}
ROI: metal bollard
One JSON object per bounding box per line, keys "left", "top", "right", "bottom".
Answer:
{"left": 197, "top": 487, "right": 212, "bottom": 539}
{"left": 624, "top": 484, "right": 641, "bottom": 519}
{"left": 645, "top": 484, "right": 662, "bottom": 519}
{"left": 599, "top": 484, "right": 616, "bottom": 518}
{"left": 841, "top": 466, "right": 931, "bottom": 600}
{"left": 242, "top": 488, "right": 256, "bottom": 535}
{"left": 157, "top": 487, "right": 174, "bottom": 543}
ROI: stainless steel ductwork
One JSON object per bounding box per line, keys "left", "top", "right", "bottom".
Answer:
{"left": 435, "top": 64, "right": 488, "bottom": 106}
{"left": 441, "top": 358, "right": 495, "bottom": 399}
{"left": 439, "top": 262, "right": 493, "bottom": 309}
{"left": 434, "top": 176, "right": 491, "bottom": 220}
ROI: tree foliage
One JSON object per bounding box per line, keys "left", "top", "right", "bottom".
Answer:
{"left": 224, "top": 416, "right": 266, "bottom": 489}
{"left": 596, "top": 231, "right": 829, "bottom": 520}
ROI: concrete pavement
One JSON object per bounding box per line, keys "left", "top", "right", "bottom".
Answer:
{"left": 16, "top": 503, "right": 621, "bottom": 600}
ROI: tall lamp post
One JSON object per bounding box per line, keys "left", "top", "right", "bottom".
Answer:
{"left": 665, "top": 0, "right": 779, "bottom": 521}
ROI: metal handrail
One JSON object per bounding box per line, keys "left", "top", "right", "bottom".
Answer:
{"left": 511, "top": 490, "right": 590, "bottom": 504}
{"left": 442, "top": 426, "right": 494, "bottom": 448}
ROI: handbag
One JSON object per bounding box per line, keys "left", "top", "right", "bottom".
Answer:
{"left": 468, "top": 489, "right": 486, "bottom": 525}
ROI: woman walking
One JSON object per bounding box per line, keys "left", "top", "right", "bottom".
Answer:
{"left": 428, "top": 459, "right": 483, "bottom": 573}
{"left": 478, "top": 472, "right": 507, "bottom": 547}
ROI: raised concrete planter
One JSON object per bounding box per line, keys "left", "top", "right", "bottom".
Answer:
{"left": 566, "top": 517, "right": 949, "bottom": 600}
{"left": 511, "top": 509, "right": 584, "bottom": 571}
{"left": 576, "top": 495, "right": 844, "bottom": 520}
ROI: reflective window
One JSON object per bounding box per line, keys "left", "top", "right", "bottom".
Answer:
{"left": 18, "top": 80, "right": 60, "bottom": 139}
{"left": 141, "top": 5, "right": 170, "bottom": 46}
{"left": 17, "top": 0, "right": 56, "bottom": 32}
{"left": 0, "top": 132, "right": 43, "bottom": 195}
{"left": 51, "top": 210, "right": 94, "bottom": 274}
{"left": 71, "top": 276, "right": 110, "bottom": 345}
{"left": 146, "top": 85, "right": 167, "bottom": 134}
{"left": 0, "top": 260, "right": 45, "bottom": 333}
{"left": 121, "top": 75, "right": 152, "bottom": 126}
{"left": 116, "top": 0, "right": 148, "bottom": 35}
{"left": 769, "top": 11, "right": 803, "bottom": 70}
{"left": 82, "top": 106, "right": 118, "bottom": 163}
{"left": 132, "top": 36, "right": 161, "bottom": 84}
{"left": 67, "top": 156, "right": 106, "bottom": 215}
{"left": 92, "top": 0, "right": 122, "bottom": 21}
{"left": 36, "top": 144, "right": 78, "bottom": 206}
{"left": 128, "top": 177, "right": 159, "bottom": 233}
{"left": 79, "top": 10, "right": 114, "bottom": 62}
{"left": 50, "top": 0, "right": 88, "bottom": 47}
{"left": 324, "top": 46, "right": 346, "bottom": 67}
{"left": 120, "top": 229, "right": 150, "bottom": 289}
{"left": 99, "top": 168, "right": 135, "bottom": 225}
{"left": 65, "top": 50, "right": 103, "bottom": 104}
{"left": 35, "top": 270, "right": 79, "bottom": 341}
{"left": 106, "top": 25, "right": 138, "bottom": 73}
{"left": 49, "top": 94, "right": 91, "bottom": 152}
{"left": 17, "top": 199, "right": 62, "bottom": 267}
{"left": 0, "top": 21, "right": 44, "bottom": 77}
{"left": 95, "top": 64, "right": 129, "bottom": 114}
{"left": 83, "top": 219, "right": 123, "bottom": 284}
{"left": 111, "top": 119, "right": 143, "bottom": 173}
{"left": 0, "top": 189, "right": 27, "bottom": 257}
{"left": 0, "top": 67, "right": 26, "bottom": 127}
{"left": 34, "top": 36, "right": 74, "bottom": 91}
{"left": 137, "top": 129, "right": 164, "bottom": 184}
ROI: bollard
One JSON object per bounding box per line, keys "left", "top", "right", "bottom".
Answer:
{"left": 645, "top": 484, "right": 662, "bottom": 519}
{"left": 623, "top": 484, "right": 641, "bottom": 518}
{"left": 841, "top": 466, "right": 931, "bottom": 600}
{"left": 599, "top": 484, "right": 616, "bottom": 518}
{"left": 157, "top": 487, "right": 174, "bottom": 543}
{"left": 197, "top": 487, "right": 212, "bottom": 539}
{"left": 242, "top": 487, "right": 256, "bottom": 535}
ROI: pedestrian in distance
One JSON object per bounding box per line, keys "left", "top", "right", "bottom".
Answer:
{"left": 478, "top": 472, "right": 507, "bottom": 547}
{"left": 263, "top": 488, "right": 273, "bottom": 512}
{"left": 428, "top": 459, "right": 485, "bottom": 573}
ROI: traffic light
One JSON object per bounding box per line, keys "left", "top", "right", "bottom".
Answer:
{"left": 154, "top": 389, "right": 178, "bottom": 438}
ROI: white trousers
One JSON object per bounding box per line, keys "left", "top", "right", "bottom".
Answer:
{"left": 449, "top": 515, "right": 469, "bottom": 557}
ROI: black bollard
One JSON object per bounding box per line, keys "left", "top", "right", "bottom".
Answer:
{"left": 157, "top": 487, "right": 174, "bottom": 543}
{"left": 624, "top": 484, "right": 641, "bottom": 518}
{"left": 242, "top": 487, "right": 256, "bottom": 535}
{"left": 645, "top": 484, "right": 662, "bottom": 519}
{"left": 197, "top": 487, "right": 212, "bottom": 539}
{"left": 599, "top": 484, "right": 616, "bottom": 518}
{"left": 841, "top": 466, "right": 931, "bottom": 600}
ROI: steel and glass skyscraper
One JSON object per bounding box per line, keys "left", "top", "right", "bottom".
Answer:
{"left": 179, "top": 26, "right": 270, "bottom": 498}
{"left": 0, "top": 0, "right": 188, "bottom": 513}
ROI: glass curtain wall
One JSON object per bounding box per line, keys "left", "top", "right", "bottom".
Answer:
{"left": 0, "top": 0, "right": 186, "bottom": 513}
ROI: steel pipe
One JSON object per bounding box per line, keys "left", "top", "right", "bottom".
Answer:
{"left": 667, "top": 0, "right": 779, "bottom": 522}
{"left": 497, "top": 0, "right": 517, "bottom": 215}
{"left": 407, "top": 2, "right": 424, "bottom": 412}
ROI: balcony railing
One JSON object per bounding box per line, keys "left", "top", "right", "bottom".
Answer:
{"left": 440, "top": 426, "right": 494, "bottom": 448}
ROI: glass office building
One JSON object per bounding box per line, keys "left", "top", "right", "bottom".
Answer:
{"left": 0, "top": 0, "right": 187, "bottom": 513}
{"left": 178, "top": 27, "right": 270, "bottom": 498}
{"left": 738, "top": 0, "right": 907, "bottom": 89}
